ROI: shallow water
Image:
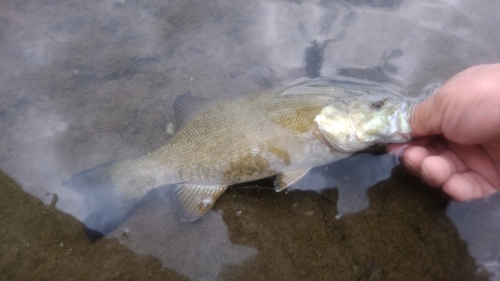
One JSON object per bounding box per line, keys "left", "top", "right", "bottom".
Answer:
{"left": 1, "top": 0, "right": 500, "bottom": 280}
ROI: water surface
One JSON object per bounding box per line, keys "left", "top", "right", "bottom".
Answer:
{"left": 1, "top": 0, "right": 500, "bottom": 280}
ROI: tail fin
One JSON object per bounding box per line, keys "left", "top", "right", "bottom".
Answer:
{"left": 63, "top": 161, "right": 140, "bottom": 240}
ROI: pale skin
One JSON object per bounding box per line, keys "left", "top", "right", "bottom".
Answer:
{"left": 387, "top": 63, "right": 500, "bottom": 201}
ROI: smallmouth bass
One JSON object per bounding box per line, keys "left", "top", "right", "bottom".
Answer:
{"left": 64, "top": 79, "right": 412, "bottom": 239}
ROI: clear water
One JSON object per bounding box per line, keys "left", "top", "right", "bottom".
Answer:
{"left": 1, "top": 0, "right": 500, "bottom": 280}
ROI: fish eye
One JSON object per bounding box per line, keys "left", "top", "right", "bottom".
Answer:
{"left": 370, "top": 101, "right": 385, "bottom": 110}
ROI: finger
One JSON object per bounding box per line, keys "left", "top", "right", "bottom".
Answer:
{"left": 439, "top": 149, "right": 469, "bottom": 172}
{"left": 420, "top": 156, "right": 453, "bottom": 186}
{"left": 443, "top": 172, "right": 498, "bottom": 201}
{"left": 448, "top": 142, "right": 500, "bottom": 190}
{"left": 401, "top": 146, "right": 430, "bottom": 176}
{"left": 442, "top": 173, "right": 475, "bottom": 201}
{"left": 410, "top": 96, "right": 445, "bottom": 137}
{"left": 420, "top": 150, "right": 469, "bottom": 186}
{"left": 386, "top": 136, "right": 438, "bottom": 157}
{"left": 400, "top": 140, "right": 446, "bottom": 176}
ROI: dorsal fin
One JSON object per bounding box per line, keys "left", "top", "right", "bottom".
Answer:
{"left": 173, "top": 94, "right": 215, "bottom": 128}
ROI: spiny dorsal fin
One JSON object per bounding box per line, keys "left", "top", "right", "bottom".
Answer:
{"left": 274, "top": 169, "right": 309, "bottom": 192}
{"left": 173, "top": 183, "right": 228, "bottom": 221}
{"left": 173, "top": 94, "right": 215, "bottom": 129}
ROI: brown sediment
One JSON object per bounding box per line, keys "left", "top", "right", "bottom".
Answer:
{"left": 0, "top": 164, "right": 489, "bottom": 281}
{"left": 0, "top": 170, "right": 188, "bottom": 281}
{"left": 215, "top": 166, "right": 488, "bottom": 281}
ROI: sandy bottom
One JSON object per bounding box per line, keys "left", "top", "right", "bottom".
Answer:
{"left": 0, "top": 166, "right": 488, "bottom": 280}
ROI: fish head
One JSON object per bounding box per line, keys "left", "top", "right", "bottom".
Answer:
{"left": 314, "top": 91, "right": 412, "bottom": 153}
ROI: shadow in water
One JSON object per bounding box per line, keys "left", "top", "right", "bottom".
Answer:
{"left": 447, "top": 192, "right": 500, "bottom": 278}
{"left": 337, "top": 49, "right": 403, "bottom": 84}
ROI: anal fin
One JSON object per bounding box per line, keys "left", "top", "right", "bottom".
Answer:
{"left": 173, "top": 183, "right": 228, "bottom": 221}
{"left": 274, "top": 169, "right": 309, "bottom": 192}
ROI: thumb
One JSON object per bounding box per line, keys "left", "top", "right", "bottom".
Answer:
{"left": 410, "top": 93, "right": 445, "bottom": 138}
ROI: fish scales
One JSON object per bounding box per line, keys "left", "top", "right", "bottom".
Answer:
{"left": 123, "top": 90, "right": 338, "bottom": 188}
{"left": 63, "top": 79, "right": 412, "bottom": 239}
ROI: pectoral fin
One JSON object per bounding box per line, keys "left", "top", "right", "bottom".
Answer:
{"left": 173, "top": 183, "right": 228, "bottom": 221}
{"left": 274, "top": 169, "right": 309, "bottom": 192}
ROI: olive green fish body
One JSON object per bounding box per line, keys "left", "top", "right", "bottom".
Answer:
{"left": 64, "top": 80, "right": 412, "bottom": 239}
{"left": 139, "top": 90, "right": 348, "bottom": 184}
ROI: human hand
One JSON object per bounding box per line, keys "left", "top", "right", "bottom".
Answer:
{"left": 387, "top": 64, "right": 500, "bottom": 201}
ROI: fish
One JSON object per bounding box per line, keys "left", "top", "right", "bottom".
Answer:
{"left": 63, "top": 78, "right": 413, "bottom": 239}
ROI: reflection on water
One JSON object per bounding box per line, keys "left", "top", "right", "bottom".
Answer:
{"left": 309, "top": 153, "right": 400, "bottom": 217}
{"left": 447, "top": 193, "right": 500, "bottom": 279}
{"left": 2, "top": 0, "right": 500, "bottom": 279}
{"left": 108, "top": 192, "right": 257, "bottom": 280}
